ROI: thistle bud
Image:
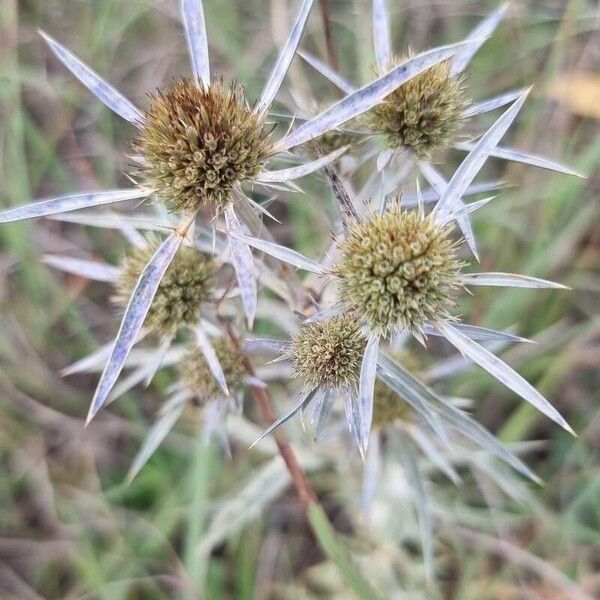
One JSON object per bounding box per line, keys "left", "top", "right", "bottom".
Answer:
{"left": 291, "top": 315, "right": 367, "bottom": 389}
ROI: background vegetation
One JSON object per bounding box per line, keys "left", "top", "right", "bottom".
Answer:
{"left": 0, "top": 0, "right": 599, "bottom": 598}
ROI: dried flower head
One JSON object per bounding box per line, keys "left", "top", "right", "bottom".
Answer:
{"left": 366, "top": 57, "right": 469, "bottom": 158}
{"left": 115, "top": 242, "right": 215, "bottom": 337}
{"left": 291, "top": 315, "right": 367, "bottom": 389}
{"left": 335, "top": 205, "right": 464, "bottom": 335}
{"left": 135, "top": 78, "right": 274, "bottom": 213}
{"left": 179, "top": 337, "right": 246, "bottom": 403}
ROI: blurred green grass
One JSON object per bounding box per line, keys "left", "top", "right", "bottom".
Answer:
{"left": 1, "top": 0, "right": 599, "bottom": 598}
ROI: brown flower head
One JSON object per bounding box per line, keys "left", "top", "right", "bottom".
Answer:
{"left": 135, "top": 78, "right": 274, "bottom": 213}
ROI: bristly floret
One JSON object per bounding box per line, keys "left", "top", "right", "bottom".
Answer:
{"left": 135, "top": 78, "right": 274, "bottom": 213}
{"left": 367, "top": 57, "right": 469, "bottom": 158}
{"left": 335, "top": 206, "right": 464, "bottom": 335}
{"left": 291, "top": 315, "right": 367, "bottom": 389}
{"left": 115, "top": 242, "right": 215, "bottom": 337}
{"left": 179, "top": 338, "right": 246, "bottom": 403}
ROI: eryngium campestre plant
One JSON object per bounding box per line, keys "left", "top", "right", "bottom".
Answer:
{"left": 135, "top": 79, "right": 274, "bottom": 214}
{"left": 179, "top": 337, "right": 246, "bottom": 403}
{"left": 115, "top": 242, "right": 216, "bottom": 337}
{"left": 0, "top": 0, "right": 477, "bottom": 423}
{"left": 366, "top": 58, "right": 469, "bottom": 158}
{"left": 335, "top": 205, "right": 464, "bottom": 335}
{"left": 291, "top": 315, "right": 366, "bottom": 389}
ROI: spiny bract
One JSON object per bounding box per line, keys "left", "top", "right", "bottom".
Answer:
{"left": 302, "top": 103, "right": 359, "bottom": 157}
{"left": 367, "top": 57, "right": 469, "bottom": 158}
{"left": 135, "top": 78, "right": 274, "bottom": 213}
{"left": 115, "top": 242, "right": 215, "bottom": 337}
{"left": 335, "top": 206, "right": 463, "bottom": 335}
{"left": 291, "top": 315, "right": 367, "bottom": 389}
{"left": 179, "top": 337, "right": 246, "bottom": 403}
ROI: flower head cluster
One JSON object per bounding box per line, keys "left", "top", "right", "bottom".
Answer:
{"left": 115, "top": 242, "right": 215, "bottom": 337}
{"left": 135, "top": 78, "right": 273, "bottom": 213}
{"left": 291, "top": 315, "right": 366, "bottom": 389}
{"left": 367, "top": 58, "right": 469, "bottom": 158}
{"left": 179, "top": 337, "right": 246, "bottom": 404}
{"left": 0, "top": 0, "right": 579, "bottom": 491}
{"left": 335, "top": 205, "right": 464, "bottom": 335}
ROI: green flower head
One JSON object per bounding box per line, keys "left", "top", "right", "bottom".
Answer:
{"left": 335, "top": 205, "right": 464, "bottom": 335}
{"left": 366, "top": 57, "right": 469, "bottom": 158}
{"left": 291, "top": 315, "right": 367, "bottom": 389}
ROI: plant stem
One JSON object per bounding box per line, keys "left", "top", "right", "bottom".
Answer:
{"left": 223, "top": 321, "right": 318, "bottom": 508}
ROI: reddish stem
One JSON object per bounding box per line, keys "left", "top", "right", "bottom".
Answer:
{"left": 224, "top": 321, "right": 318, "bottom": 508}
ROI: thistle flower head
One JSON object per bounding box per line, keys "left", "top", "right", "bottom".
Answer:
{"left": 115, "top": 242, "right": 215, "bottom": 337}
{"left": 291, "top": 315, "right": 367, "bottom": 389}
{"left": 135, "top": 78, "right": 274, "bottom": 213}
{"left": 367, "top": 57, "right": 469, "bottom": 158}
{"left": 179, "top": 337, "right": 246, "bottom": 403}
{"left": 335, "top": 205, "right": 464, "bottom": 335}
